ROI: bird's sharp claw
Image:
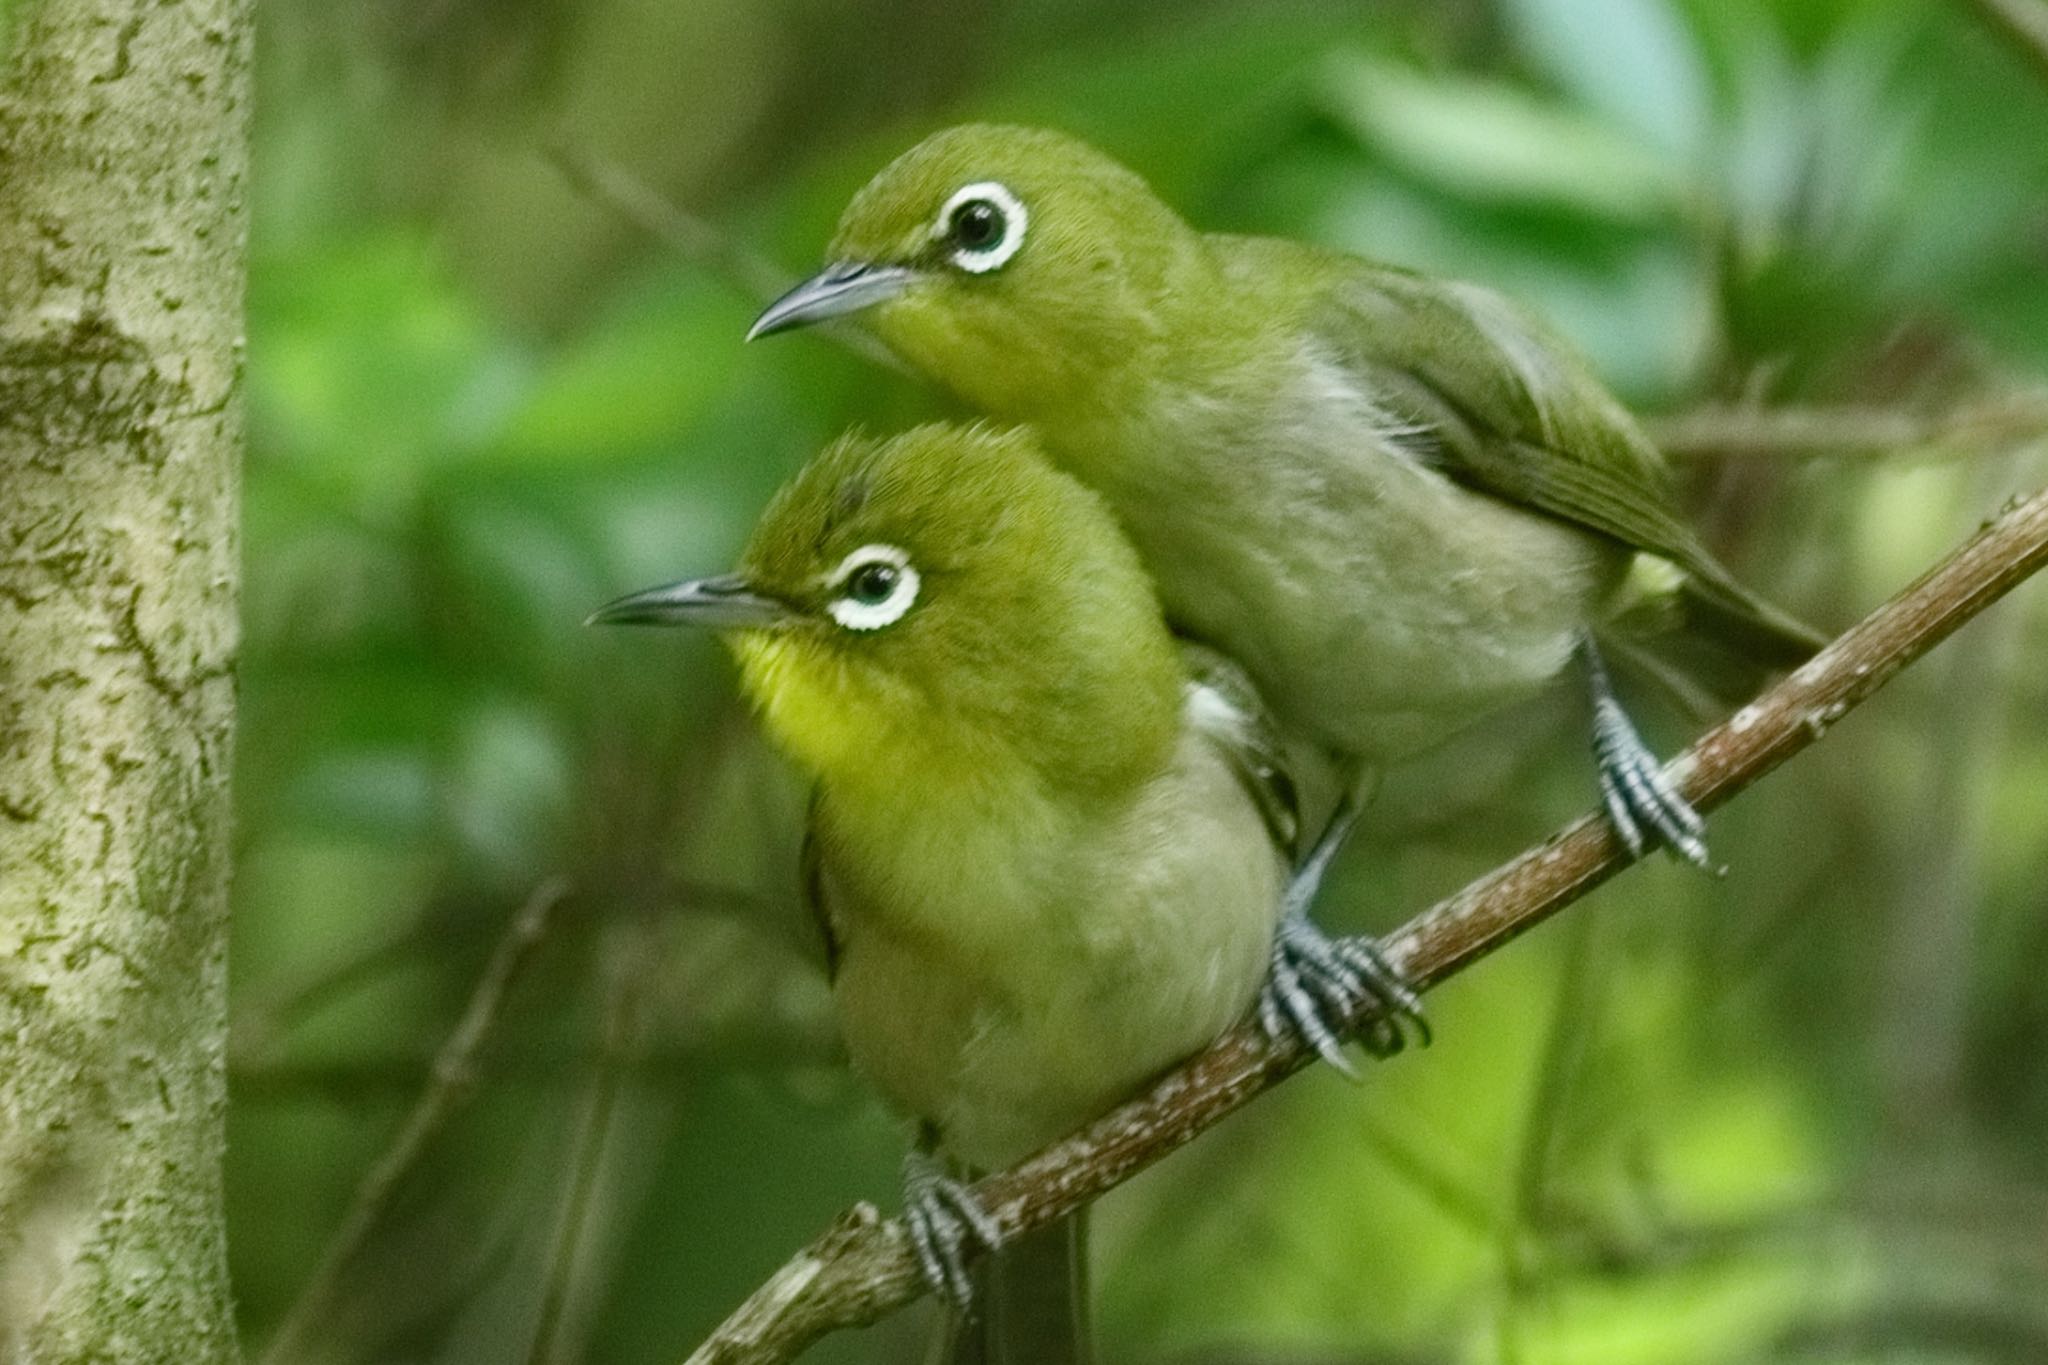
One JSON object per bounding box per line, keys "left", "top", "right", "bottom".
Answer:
{"left": 1591, "top": 694, "right": 1712, "bottom": 872}
{"left": 1257, "top": 914, "right": 1428, "bottom": 1066}
{"left": 900, "top": 1156, "right": 1000, "bottom": 1312}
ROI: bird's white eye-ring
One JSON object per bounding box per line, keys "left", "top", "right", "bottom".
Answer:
{"left": 826, "top": 544, "right": 920, "bottom": 631}
{"left": 936, "top": 181, "right": 1027, "bottom": 274}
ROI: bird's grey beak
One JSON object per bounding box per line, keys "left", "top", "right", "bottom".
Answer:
{"left": 747, "top": 262, "right": 920, "bottom": 340}
{"left": 586, "top": 574, "right": 791, "bottom": 630}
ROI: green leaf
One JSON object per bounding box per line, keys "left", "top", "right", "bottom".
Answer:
{"left": 1318, "top": 51, "right": 1692, "bottom": 222}
{"left": 1503, "top": 0, "right": 1714, "bottom": 159}
{"left": 494, "top": 272, "right": 750, "bottom": 465}
{"left": 980, "top": 6, "right": 1367, "bottom": 205}
{"left": 447, "top": 699, "right": 573, "bottom": 884}
{"left": 250, "top": 230, "right": 519, "bottom": 510}
{"left": 1307, "top": 175, "right": 1715, "bottom": 399}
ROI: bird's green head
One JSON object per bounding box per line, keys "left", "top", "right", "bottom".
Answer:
{"left": 590, "top": 424, "right": 1182, "bottom": 800}
{"left": 750, "top": 126, "right": 1207, "bottom": 420}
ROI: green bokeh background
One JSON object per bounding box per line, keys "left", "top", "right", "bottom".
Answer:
{"left": 218, "top": 1, "right": 2048, "bottom": 1361}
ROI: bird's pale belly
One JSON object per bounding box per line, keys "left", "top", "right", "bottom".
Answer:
{"left": 1103, "top": 428, "right": 1623, "bottom": 762}
{"left": 833, "top": 915, "right": 1265, "bottom": 1168}
{"left": 824, "top": 737, "right": 1284, "bottom": 1169}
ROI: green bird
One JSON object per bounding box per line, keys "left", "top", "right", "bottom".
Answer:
{"left": 591, "top": 424, "right": 1329, "bottom": 1353}
{"left": 750, "top": 124, "right": 1824, "bottom": 1062}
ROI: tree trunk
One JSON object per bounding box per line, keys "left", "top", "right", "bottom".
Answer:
{"left": 0, "top": 1, "right": 251, "bottom": 1360}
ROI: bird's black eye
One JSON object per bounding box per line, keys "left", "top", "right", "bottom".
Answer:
{"left": 949, "top": 199, "right": 1004, "bottom": 252}
{"left": 846, "top": 561, "right": 899, "bottom": 606}
{"left": 936, "top": 182, "right": 1027, "bottom": 273}
{"left": 827, "top": 543, "right": 920, "bottom": 631}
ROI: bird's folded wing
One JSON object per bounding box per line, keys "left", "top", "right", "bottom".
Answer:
{"left": 1312, "top": 266, "right": 1825, "bottom": 662}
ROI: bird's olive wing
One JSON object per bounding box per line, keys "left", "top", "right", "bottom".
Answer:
{"left": 1312, "top": 266, "right": 1824, "bottom": 661}
{"left": 1311, "top": 266, "right": 1699, "bottom": 555}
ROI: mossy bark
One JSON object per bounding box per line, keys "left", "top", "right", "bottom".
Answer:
{"left": 0, "top": 0, "right": 250, "bottom": 1359}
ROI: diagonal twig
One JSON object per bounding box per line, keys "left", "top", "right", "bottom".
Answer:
{"left": 542, "top": 143, "right": 790, "bottom": 306}
{"left": 674, "top": 480, "right": 2048, "bottom": 1365}
{"left": 258, "top": 875, "right": 573, "bottom": 1365}
{"left": 541, "top": 142, "right": 904, "bottom": 372}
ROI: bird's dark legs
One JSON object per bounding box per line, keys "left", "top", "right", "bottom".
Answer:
{"left": 902, "top": 1124, "right": 1001, "bottom": 1312}
{"left": 1582, "top": 634, "right": 1711, "bottom": 869}
{"left": 1256, "top": 787, "right": 1429, "bottom": 1072}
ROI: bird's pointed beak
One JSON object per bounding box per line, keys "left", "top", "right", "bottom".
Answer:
{"left": 585, "top": 573, "right": 791, "bottom": 631}
{"left": 747, "top": 262, "right": 920, "bottom": 340}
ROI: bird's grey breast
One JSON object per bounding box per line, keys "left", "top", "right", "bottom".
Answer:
{"left": 1095, "top": 342, "right": 1615, "bottom": 759}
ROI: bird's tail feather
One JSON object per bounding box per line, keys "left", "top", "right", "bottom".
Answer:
{"left": 943, "top": 1211, "right": 1092, "bottom": 1365}
{"left": 1600, "top": 560, "right": 1827, "bottom": 719}
{"left": 1677, "top": 570, "right": 1829, "bottom": 672}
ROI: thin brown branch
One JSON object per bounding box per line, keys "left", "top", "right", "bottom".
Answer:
{"left": 231, "top": 878, "right": 775, "bottom": 1061}
{"left": 542, "top": 143, "right": 790, "bottom": 305}
{"left": 675, "top": 480, "right": 2048, "bottom": 1365}
{"left": 1966, "top": 0, "right": 2048, "bottom": 82}
{"left": 258, "top": 876, "right": 572, "bottom": 1365}
{"left": 228, "top": 1024, "right": 840, "bottom": 1100}
{"left": 541, "top": 143, "right": 904, "bottom": 372}
{"left": 1648, "top": 395, "right": 2048, "bottom": 463}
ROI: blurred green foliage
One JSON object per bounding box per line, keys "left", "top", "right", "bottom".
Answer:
{"left": 229, "top": 1, "right": 2048, "bottom": 1362}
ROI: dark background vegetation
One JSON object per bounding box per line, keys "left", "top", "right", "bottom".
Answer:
{"left": 213, "top": 0, "right": 2048, "bottom": 1360}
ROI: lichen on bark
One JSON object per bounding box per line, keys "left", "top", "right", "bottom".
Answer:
{"left": 0, "top": 1, "right": 251, "bottom": 1360}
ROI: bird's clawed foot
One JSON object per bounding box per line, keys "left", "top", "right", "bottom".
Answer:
{"left": 1580, "top": 634, "right": 1714, "bottom": 871}
{"left": 1258, "top": 911, "right": 1428, "bottom": 1072}
{"left": 902, "top": 1146, "right": 1002, "bottom": 1312}
{"left": 1256, "top": 787, "right": 1427, "bottom": 1070}
{"left": 1590, "top": 689, "right": 1712, "bottom": 871}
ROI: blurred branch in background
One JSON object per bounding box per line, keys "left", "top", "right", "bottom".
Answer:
{"left": 259, "top": 876, "right": 573, "bottom": 1365}
{"left": 233, "top": 877, "right": 776, "bottom": 1063}
{"left": 543, "top": 143, "right": 790, "bottom": 305}
{"left": 1513, "top": 1182, "right": 2048, "bottom": 1359}
{"left": 677, "top": 480, "right": 2048, "bottom": 1365}
{"left": 1495, "top": 909, "right": 1603, "bottom": 1362}
{"left": 543, "top": 142, "right": 905, "bottom": 371}
{"left": 526, "top": 913, "right": 663, "bottom": 1364}
{"left": 1967, "top": 0, "right": 2048, "bottom": 81}
{"left": 1649, "top": 393, "right": 2048, "bottom": 463}
{"left": 230, "top": 1025, "right": 841, "bottom": 1103}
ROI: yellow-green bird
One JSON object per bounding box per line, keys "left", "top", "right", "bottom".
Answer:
{"left": 592, "top": 424, "right": 1327, "bottom": 1351}
{"left": 751, "top": 124, "right": 1824, "bottom": 1060}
